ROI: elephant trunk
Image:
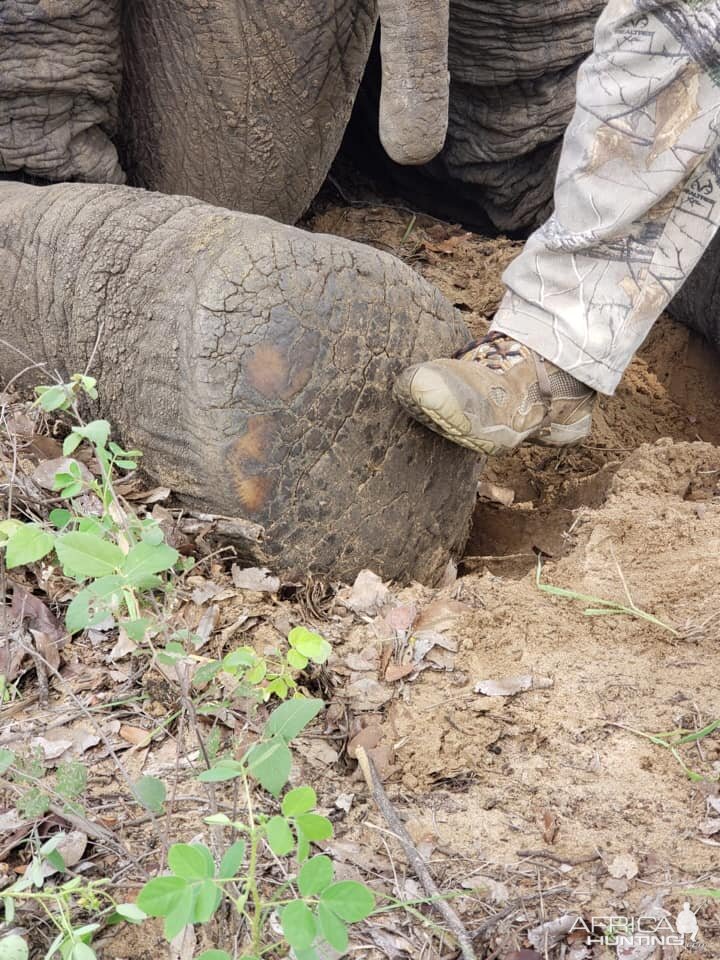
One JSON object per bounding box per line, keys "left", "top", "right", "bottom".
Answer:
{"left": 377, "top": 0, "right": 449, "bottom": 165}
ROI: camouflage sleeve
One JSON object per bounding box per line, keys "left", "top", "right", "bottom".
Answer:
{"left": 492, "top": 0, "right": 720, "bottom": 394}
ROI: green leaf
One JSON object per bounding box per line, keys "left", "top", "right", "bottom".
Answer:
{"left": 73, "top": 420, "right": 110, "bottom": 449}
{"left": 288, "top": 627, "right": 331, "bottom": 664}
{"left": 687, "top": 887, "right": 720, "bottom": 899}
{"left": 196, "top": 952, "right": 233, "bottom": 960}
{"left": 320, "top": 881, "right": 375, "bottom": 922}
{"left": 192, "top": 880, "right": 222, "bottom": 924}
{"left": 168, "top": 843, "right": 215, "bottom": 881}
{"left": 136, "top": 876, "right": 188, "bottom": 917}
{"left": 35, "top": 384, "right": 70, "bottom": 412}
{"left": 295, "top": 814, "right": 333, "bottom": 842}
{"left": 280, "top": 900, "right": 317, "bottom": 951}
{"left": 49, "top": 509, "right": 72, "bottom": 530}
{"left": 55, "top": 532, "right": 123, "bottom": 579}
{"left": 298, "top": 855, "right": 334, "bottom": 897}
{"left": 0, "top": 519, "right": 22, "bottom": 542}
{"left": 0, "top": 749, "right": 15, "bottom": 775}
{"left": 197, "top": 759, "right": 245, "bottom": 783}
{"left": 133, "top": 775, "right": 166, "bottom": 814}
{"left": 163, "top": 884, "right": 196, "bottom": 940}
{"left": 265, "top": 698, "right": 324, "bottom": 743}
{"left": 56, "top": 761, "right": 87, "bottom": 800}
{"left": 318, "top": 901, "right": 349, "bottom": 952}
{"left": 219, "top": 840, "right": 246, "bottom": 879}
{"left": 0, "top": 935, "right": 28, "bottom": 960}
{"left": 62, "top": 433, "right": 83, "bottom": 456}
{"left": 68, "top": 943, "right": 96, "bottom": 960}
{"left": 121, "top": 618, "right": 152, "bottom": 643}
{"left": 121, "top": 541, "right": 179, "bottom": 584}
{"left": 65, "top": 576, "right": 124, "bottom": 633}
{"left": 5, "top": 525, "right": 55, "bottom": 569}
{"left": 265, "top": 815, "right": 294, "bottom": 856}
{"left": 286, "top": 649, "right": 308, "bottom": 670}
{"left": 282, "top": 786, "right": 316, "bottom": 817}
{"left": 113, "top": 903, "right": 147, "bottom": 923}
{"left": 246, "top": 739, "right": 292, "bottom": 796}
{"left": 203, "top": 813, "right": 233, "bottom": 826}
{"left": 222, "top": 648, "right": 258, "bottom": 670}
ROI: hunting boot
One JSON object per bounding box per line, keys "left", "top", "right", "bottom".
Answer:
{"left": 393, "top": 331, "right": 596, "bottom": 455}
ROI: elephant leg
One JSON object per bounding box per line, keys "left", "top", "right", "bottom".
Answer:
{"left": 0, "top": 180, "right": 480, "bottom": 583}
{"left": 493, "top": 0, "right": 720, "bottom": 394}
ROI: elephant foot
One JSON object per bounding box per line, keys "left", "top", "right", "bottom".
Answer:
{"left": 0, "top": 181, "right": 481, "bottom": 583}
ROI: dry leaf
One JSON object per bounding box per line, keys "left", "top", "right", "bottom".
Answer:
{"left": 384, "top": 662, "right": 415, "bottom": 682}
{"left": 340, "top": 569, "right": 390, "bottom": 616}
{"left": 231, "top": 565, "right": 280, "bottom": 593}
{"left": 478, "top": 480, "right": 515, "bottom": 507}
{"left": 607, "top": 852, "right": 639, "bottom": 879}
{"left": 700, "top": 817, "right": 720, "bottom": 836}
{"left": 542, "top": 809, "right": 559, "bottom": 845}
{"left": 190, "top": 581, "right": 221, "bottom": 605}
{"left": 347, "top": 723, "right": 383, "bottom": 759}
{"left": 475, "top": 674, "right": 553, "bottom": 697}
{"left": 195, "top": 605, "right": 218, "bottom": 647}
{"left": 462, "top": 875, "right": 510, "bottom": 904}
{"left": 528, "top": 914, "right": 581, "bottom": 950}
{"left": 414, "top": 598, "right": 468, "bottom": 634}
{"left": 125, "top": 486, "right": 171, "bottom": 503}
{"left": 119, "top": 725, "right": 150, "bottom": 746}
{"left": 344, "top": 676, "right": 394, "bottom": 709}
{"left": 42, "top": 831, "right": 88, "bottom": 877}
{"left": 334, "top": 793, "right": 354, "bottom": 813}
{"left": 109, "top": 629, "right": 138, "bottom": 661}
{"left": 31, "top": 457, "right": 93, "bottom": 491}
{"left": 384, "top": 604, "right": 417, "bottom": 634}
{"left": 169, "top": 925, "right": 197, "bottom": 960}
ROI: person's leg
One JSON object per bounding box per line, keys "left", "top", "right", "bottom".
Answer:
{"left": 395, "top": 0, "right": 720, "bottom": 454}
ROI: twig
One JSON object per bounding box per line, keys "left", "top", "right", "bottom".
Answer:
{"left": 356, "top": 746, "right": 477, "bottom": 960}
{"left": 516, "top": 849, "right": 602, "bottom": 867}
{"left": 472, "top": 885, "right": 572, "bottom": 937}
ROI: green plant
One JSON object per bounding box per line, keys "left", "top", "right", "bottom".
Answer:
{"left": 1, "top": 374, "right": 376, "bottom": 959}
{"left": 136, "top": 696, "right": 375, "bottom": 959}
{"left": 535, "top": 556, "right": 679, "bottom": 636}
{"left": 613, "top": 718, "right": 720, "bottom": 782}
{"left": 0, "top": 748, "right": 87, "bottom": 820}
{"left": 0, "top": 834, "right": 142, "bottom": 960}
{"left": 0, "top": 375, "right": 186, "bottom": 636}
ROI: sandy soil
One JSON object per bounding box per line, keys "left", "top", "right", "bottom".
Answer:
{"left": 305, "top": 205, "right": 720, "bottom": 957}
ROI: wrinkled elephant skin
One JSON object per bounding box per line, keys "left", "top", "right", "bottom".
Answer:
{"left": 0, "top": 181, "right": 481, "bottom": 582}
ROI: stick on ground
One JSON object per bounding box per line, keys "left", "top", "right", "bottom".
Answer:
{"left": 356, "top": 746, "right": 478, "bottom": 960}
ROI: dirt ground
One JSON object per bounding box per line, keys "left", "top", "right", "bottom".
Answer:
{"left": 2, "top": 204, "right": 720, "bottom": 960}
{"left": 308, "top": 206, "right": 720, "bottom": 956}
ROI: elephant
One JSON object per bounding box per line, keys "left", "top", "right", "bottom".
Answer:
{"left": 0, "top": 0, "right": 483, "bottom": 584}
{"left": 0, "top": 0, "right": 450, "bottom": 223}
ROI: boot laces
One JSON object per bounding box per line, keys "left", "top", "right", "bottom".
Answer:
{"left": 453, "top": 331, "right": 523, "bottom": 370}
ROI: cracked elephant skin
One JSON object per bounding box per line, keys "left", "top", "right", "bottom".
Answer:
{"left": 0, "top": 181, "right": 481, "bottom": 582}
{"left": 119, "top": 0, "right": 378, "bottom": 223}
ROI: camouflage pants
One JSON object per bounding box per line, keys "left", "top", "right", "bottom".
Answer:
{"left": 493, "top": 0, "right": 720, "bottom": 394}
